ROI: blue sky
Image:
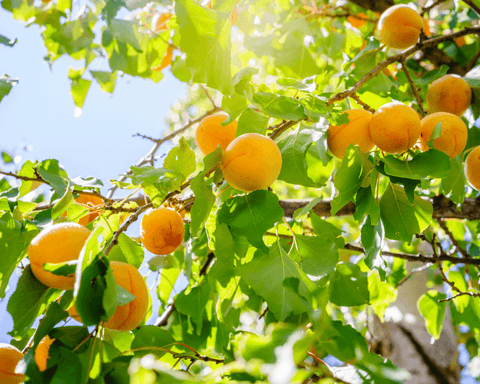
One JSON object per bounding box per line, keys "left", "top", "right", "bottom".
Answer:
{"left": 1, "top": 7, "right": 188, "bottom": 343}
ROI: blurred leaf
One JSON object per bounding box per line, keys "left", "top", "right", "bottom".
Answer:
{"left": 36, "top": 159, "right": 70, "bottom": 196}
{"left": 90, "top": 70, "right": 117, "bottom": 94}
{"left": 329, "top": 262, "right": 369, "bottom": 307}
{"left": 368, "top": 271, "right": 397, "bottom": 321}
{"left": 449, "top": 271, "right": 470, "bottom": 313}
{"left": 209, "top": 223, "right": 235, "bottom": 288}
{"left": 417, "top": 290, "right": 447, "bottom": 340}
{"left": 361, "top": 216, "right": 385, "bottom": 276}
{"left": 71, "top": 78, "right": 91, "bottom": 109}
{"left": 441, "top": 155, "right": 465, "bottom": 205}
{"left": 0, "top": 34, "right": 17, "bottom": 47}
{"left": 217, "top": 190, "right": 284, "bottom": 253}
{"left": 176, "top": 0, "right": 233, "bottom": 95}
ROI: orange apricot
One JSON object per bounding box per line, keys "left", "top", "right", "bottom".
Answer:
{"left": 347, "top": 13, "right": 368, "bottom": 29}
{"left": 327, "top": 109, "right": 374, "bottom": 158}
{"left": 418, "top": 112, "right": 467, "bottom": 158}
{"left": 29, "top": 223, "right": 91, "bottom": 290}
{"left": 369, "top": 102, "right": 421, "bottom": 154}
{"left": 427, "top": 75, "right": 472, "bottom": 116}
{"left": 195, "top": 112, "right": 238, "bottom": 155}
{"left": 34, "top": 335, "right": 55, "bottom": 372}
{"left": 75, "top": 194, "right": 104, "bottom": 226}
{"left": 0, "top": 343, "right": 25, "bottom": 384}
{"left": 378, "top": 5, "right": 423, "bottom": 49}
{"left": 153, "top": 45, "right": 173, "bottom": 72}
{"left": 455, "top": 36, "right": 466, "bottom": 47}
{"left": 230, "top": 4, "right": 238, "bottom": 25}
{"left": 465, "top": 146, "right": 480, "bottom": 190}
{"left": 423, "top": 19, "right": 431, "bottom": 37}
{"left": 140, "top": 207, "right": 184, "bottom": 255}
{"left": 151, "top": 12, "right": 172, "bottom": 33}
{"left": 220, "top": 133, "right": 282, "bottom": 192}
{"left": 68, "top": 261, "right": 149, "bottom": 331}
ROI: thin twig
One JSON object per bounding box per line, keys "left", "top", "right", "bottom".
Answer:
{"left": 132, "top": 133, "right": 158, "bottom": 142}
{"left": 436, "top": 219, "right": 471, "bottom": 259}
{"left": 421, "top": 0, "right": 449, "bottom": 15}
{"left": 398, "top": 263, "right": 433, "bottom": 286}
{"left": 439, "top": 290, "right": 480, "bottom": 302}
{"left": 399, "top": 58, "right": 426, "bottom": 117}
{"left": 349, "top": 94, "right": 376, "bottom": 113}
{"left": 269, "top": 120, "right": 299, "bottom": 140}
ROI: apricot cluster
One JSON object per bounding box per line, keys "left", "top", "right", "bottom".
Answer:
{"left": 195, "top": 112, "right": 282, "bottom": 193}
{"left": 68, "top": 261, "right": 149, "bottom": 331}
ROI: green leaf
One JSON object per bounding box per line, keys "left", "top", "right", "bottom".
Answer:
{"left": 33, "top": 302, "right": 68, "bottom": 348}
{"left": 274, "top": 33, "right": 319, "bottom": 78}
{"left": 368, "top": 271, "right": 397, "bottom": 321}
{"left": 277, "top": 76, "right": 317, "bottom": 92}
{"left": 131, "top": 326, "right": 176, "bottom": 356}
{"left": 331, "top": 146, "right": 365, "bottom": 215}
{"left": 237, "top": 244, "right": 315, "bottom": 321}
{"left": 74, "top": 255, "right": 117, "bottom": 326}
{"left": 190, "top": 147, "right": 222, "bottom": 237}
{"left": 0, "top": 75, "right": 18, "bottom": 103}
{"left": 292, "top": 234, "right": 339, "bottom": 277}
{"left": 253, "top": 92, "right": 306, "bottom": 121}
{"left": 383, "top": 149, "right": 451, "bottom": 180}
{"left": 0, "top": 34, "right": 17, "bottom": 47}
{"left": 116, "top": 284, "right": 135, "bottom": 306}
{"left": 379, "top": 183, "right": 432, "bottom": 242}
{"left": 209, "top": 223, "right": 235, "bottom": 288}
{"left": 0, "top": 213, "right": 38, "bottom": 298}
{"left": 108, "top": 233, "right": 144, "bottom": 269}
{"left": 329, "top": 262, "right": 369, "bottom": 307}
{"left": 361, "top": 216, "right": 385, "bottom": 273}
{"left": 57, "top": 0, "right": 72, "bottom": 12}
{"left": 277, "top": 126, "right": 325, "bottom": 187}
{"left": 441, "top": 155, "right": 465, "bottom": 205}
{"left": 176, "top": 0, "right": 233, "bottom": 95}
{"left": 235, "top": 108, "right": 269, "bottom": 137}
{"left": 43, "top": 260, "right": 77, "bottom": 276}
{"left": 217, "top": 190, "right": 284, "bottom": 253}
{"left": 163, "top": 137, "right": 196, "bottom": 180}
{"left": 354, "top": 187, "right": 380, "bottom": 225}
{"left": 90, "top": 70, "right": 117, "bottom": 94}
{"left": 109, "top": 19, "right": 143, "bottom": 51}
{"left": 175, "top": 283, "right": 211, "bottom": 334}
{"left": 71, "top": 78, "right": 91, "bottom": 109}
{"left": 448, "top": 271, "right": 470, "bottom": 313}
{"left": 36, "top": 159, "right": 70, "bottom": 196}
{"left": 222, "top": 94, "right": 248, "bottom": 123}
{"left": 51, "top": 181, "right": 73, "bottom": 221}
{"left": 292, "top": 196, "right": 323, "bottom": 220}
{"left": 7, "top": 266, "right": 60, "bottom": 339}
{"left": 417, "top": 290, "right": 447, "bottom": 339}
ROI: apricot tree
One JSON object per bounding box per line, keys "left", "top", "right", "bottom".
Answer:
{"left": 1, "top": 0, "right": 480, "bottom": 383}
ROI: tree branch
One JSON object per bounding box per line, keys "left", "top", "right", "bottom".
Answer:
{"left": 462, "top": 0, "right": 480, "bottom": 17}
{"left": 399, "top": 58, "right": 426, "bottom": 117}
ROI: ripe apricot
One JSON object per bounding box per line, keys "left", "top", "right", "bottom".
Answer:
{"left": 327, "top": 109, "right": 374, "bottom": 158}
{"left": 230, "top": 4, "right": 238, "bottom": 25}
{"left": 195, "top": 112, "right": 238, "bottom": 155}
{"left": 75, "top": 194, "right": 104, "bottom": 226}
{"left": 418, "top": 112, "right": 467, "bottom": 158}
{"left": 151, "top": 12, "right": 172, "bottom": 33}
{"left": 369, "top": 102, "right": 421, "bottom": 154}
{"left": 140, "top": 208, "right": 184, "bottom": 255}
{"left": 0, "top": 343, "right": 25, "bottom": 384}
{"left": 427, "top": 75, "right": 472, "bottom": 116}
{"left": 347, "top": 13, "right": 368, "bottom": 29}
{"left": 465, "top": 146, "right": 480, "bottom": 190}
{"left": 28, "top": 223, "right": 91, "bottom": 290}
{"left": 34, "top": 335, "right": 55, "bottom": 372}
{"left": 220, "top": 133, "right": 282, "bottom": 192}
{"left": 68, "top": 261, "right": 149, "bottom": 331}
{"left": 378, "top": 5, "right": 423, "bottom": 49}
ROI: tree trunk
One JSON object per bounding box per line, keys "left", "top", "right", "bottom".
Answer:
{"left": 371, "top": 261, "right": 460, "bottom": 384}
